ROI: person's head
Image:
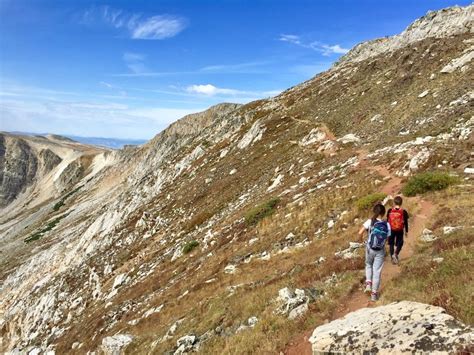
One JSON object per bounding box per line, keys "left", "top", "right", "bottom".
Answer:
{"left": 372, "top": 203, "right": 386, "bottom": 221}
{"left": 394, "top": 196, "right": 403, "bottom": 207}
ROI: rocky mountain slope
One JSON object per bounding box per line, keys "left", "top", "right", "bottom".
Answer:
{"left": 1, "top": 4, "right": 473, "bottom": 354}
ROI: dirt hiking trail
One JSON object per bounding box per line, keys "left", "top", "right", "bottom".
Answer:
{"left": 284, "top": 159, "right": 435, "bottom": 355}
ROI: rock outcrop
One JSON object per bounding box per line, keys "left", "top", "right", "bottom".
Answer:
{"left": 337, "top": 4, "right": 473, "bottom": 65}
{"left": 310, "top": 301, "right": 473, "bottom": 354}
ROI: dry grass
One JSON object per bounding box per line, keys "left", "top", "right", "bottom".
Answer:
{"left": 382, "top": 185, "right": 474, "bottom": 324}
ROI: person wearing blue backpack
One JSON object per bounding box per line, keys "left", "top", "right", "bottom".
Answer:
{"left": 358, "top": 203, "right": 391, "bottom": 301}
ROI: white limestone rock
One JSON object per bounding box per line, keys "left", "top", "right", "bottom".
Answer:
{"left": 309, "top": 301, "right": 473, "bottom": 354}
{"left": 443, "top": 226, "right": 463, "bottom": 235}
{"left": 237, "top": 119, "right": 266, "bottom": 149}
{"left": 441, "top": 47, "right": 474, "bottom": 73}
{"left": 418, "top": 90, "right": 430, "bottom": 98}
{"left": 224, "top": 264, "right": 237, "bottom": 274}
{"left": 337, "top": 134, "right": 361, "bottom": 144}
{"left": 174, "top": 335, "right": 199, "bottom": 354}
{"left": 267, "top": 174, "right": 284, "bottom": 191}
{"left": 276, "top": 287, "right": 309, "bottom": 318}
{"left": 420, "top": 228, "right": 437, "bottom": 242}
{"left": 299, "top": 128, "right": 327, "bottom": 146}
{"left": 101, "top": 334, "right": 134, "bottom": 355}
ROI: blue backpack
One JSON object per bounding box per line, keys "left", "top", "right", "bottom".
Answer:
{"left": 369, "top": 220, "right": 389, "bottom": 251}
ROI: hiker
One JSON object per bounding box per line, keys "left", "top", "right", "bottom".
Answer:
{"left": 358, "top": 203, "right": 391, "bottom": 301}
{"left": 387, "top": 196, "right": 409, "bottom": 265}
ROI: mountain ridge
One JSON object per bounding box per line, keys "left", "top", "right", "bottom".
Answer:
{"left": 0, "top": 4, "right": 473, "bottom": 354}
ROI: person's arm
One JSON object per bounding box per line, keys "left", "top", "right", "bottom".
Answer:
{"left": 359, "top": 219, "right": 370, "bottom": 242}
{"left": 404, "top": 210, "right": 409, "bottom": 235}
{"left": 358, "top": 225, "right": 366, "bottom": 243}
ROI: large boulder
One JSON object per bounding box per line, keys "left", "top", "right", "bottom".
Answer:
{"left": 309, "top": 301, "right": 473, "bottom": 354}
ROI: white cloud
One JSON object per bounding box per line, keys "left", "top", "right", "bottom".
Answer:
{"left": 279, "top": 33, "right": 349, "bottom": 56}
{"left": 185, "top": 84, "right": 282, "bottom": 100}
{"left": 129, "top": 15, "right": 187, "bottom": 40}
{"left": 319, "top": 44, "right": 349, "bottom": 56}
{"left": 81, "top": 6, "right": 187, "bottom": 40}
{"left": 185, "top": 84, "right": 239, "bottom": 96}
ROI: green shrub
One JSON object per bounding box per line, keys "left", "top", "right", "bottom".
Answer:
{"left": 402, "top": 172, "right": 459, "bottom": 196}
{"left": 245, "top": 197, "right": 280, "bottom": 226}
{"left": 356, "top": 193, "right": 387, "bottom": 211}
{"left": 183, "top": 240, "right": 199, "bottom": 254}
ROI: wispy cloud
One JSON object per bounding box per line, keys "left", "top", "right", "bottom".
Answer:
{"left": 200, "top": 61, "right": 270, "bottom": 74}
{"left": 279, "top": 34, "right": 349, "bottom": 56}
{"left": 99, "top": 81, "right": 114, "bottom": 89}
{"left": 112, "top": 60, "right": 271, "bottom": 77}
{"left": 123, "top": 52, "right": 148, "bottom": 74}
{"left": 81, "top": 6, "right": 187, "bottom": 40}
{"left": 129, "top": 15, "right": 187, "bottom": 40}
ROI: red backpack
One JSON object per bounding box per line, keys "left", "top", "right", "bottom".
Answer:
{"left": 388, "top": 208, "right": 404, "bottom": 231}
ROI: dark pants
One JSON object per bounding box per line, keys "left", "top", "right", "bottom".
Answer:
{"left": 389, "top": 230, "right": 404, "bottom": 256}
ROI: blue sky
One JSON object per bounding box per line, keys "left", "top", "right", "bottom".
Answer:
{"left": 0, "top": 0, "right": 471, "bottom": 139}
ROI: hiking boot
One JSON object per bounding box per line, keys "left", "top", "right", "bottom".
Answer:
{"left": 371, "top": 292, "right": 379, "bottom": 302}
{"left": 364, "top": 282, "right": 372, "bottom": 294}
{"left": 395, "top": 254, "right": 400, "bottom": 265}
{"left": 391, "top": 255, "right": 397, "bottom": 265}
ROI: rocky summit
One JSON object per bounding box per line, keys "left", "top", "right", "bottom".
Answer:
{"left": 1, "top": 4, "right": 473, "bottom": 355}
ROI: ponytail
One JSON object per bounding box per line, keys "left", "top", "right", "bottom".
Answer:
{"left": 372, "top": 203, "right": 386, "bottom": 223}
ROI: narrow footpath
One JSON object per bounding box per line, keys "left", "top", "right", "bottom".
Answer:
{"left": 284, "top": 161, "right": 435, "bottom": 355}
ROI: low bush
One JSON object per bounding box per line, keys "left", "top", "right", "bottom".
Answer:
{"left": 356, "top": 193, "right": 387, "bottom": 211}
{"left": 245, "top": 197, "right": 280, "bottom": 226}
{"left": 183, "top": 240, "right": 199, "bottom": 254}
{"left": 402, "top": 172, "right": 459, "bottom": 196}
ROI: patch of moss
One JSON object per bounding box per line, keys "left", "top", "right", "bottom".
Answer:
{"left": 183, "top": 240, "right": 199, "bottom": 254}
{"left": 245, "top": 197, "right": 280, "bottom": 226}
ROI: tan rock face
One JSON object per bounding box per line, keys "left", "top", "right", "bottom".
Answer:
{"left": 309, "top": 301, "right": 473, "bottom": 354}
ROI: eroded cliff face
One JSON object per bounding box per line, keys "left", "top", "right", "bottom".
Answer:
{"left": 0, "top": 4, "right": 473, "bottom": 355}
{"left": 0, "top": 135, "right": 39, "bottom": 207}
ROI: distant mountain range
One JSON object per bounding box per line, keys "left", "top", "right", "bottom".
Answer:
{"left": 5, "top": 131, "right": 147, "bottom": 149}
